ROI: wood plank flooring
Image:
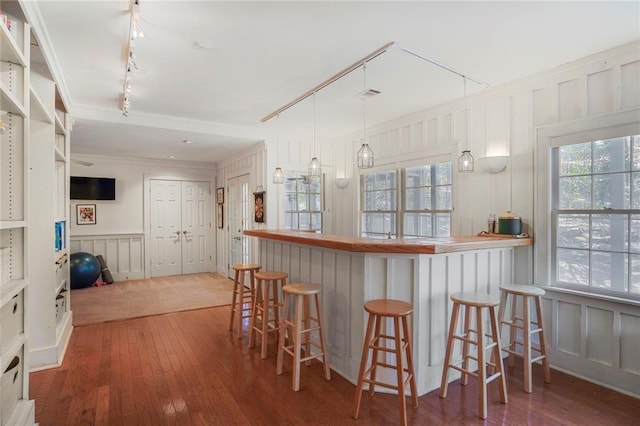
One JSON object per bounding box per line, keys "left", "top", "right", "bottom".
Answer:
{"left": 31, "top": 305, "right": 640, "bottom": 425}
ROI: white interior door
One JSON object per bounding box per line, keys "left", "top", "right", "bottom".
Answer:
{"left": 182, "top": 181, "right": 211, "bottom": 274}
{"left": 150, "top": 180, "right": 182, "bottom": 277}
{"left": 150, "top": 179, "right": 212, "bottom": 277}
{"left": 227, "top": 174, "right": 250, "bottom": 277}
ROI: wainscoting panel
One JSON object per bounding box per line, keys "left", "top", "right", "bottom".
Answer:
{"left": 544, "top": 289, "right": 640, "bottom": 397}
{"left": 70, "top": 234, "right": 145, "bottom": 281}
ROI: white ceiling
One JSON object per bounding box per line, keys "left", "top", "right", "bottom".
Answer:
{"left": 33, "top": 1, "right": 640, "bottom": 165}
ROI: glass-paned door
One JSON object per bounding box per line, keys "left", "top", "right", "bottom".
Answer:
{"left": 227, "top": 174, "right": 250, "bottom": 277}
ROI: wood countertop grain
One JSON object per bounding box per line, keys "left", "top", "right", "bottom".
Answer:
{"left": 244, "top": 229, "right": 532, "bottom": 254}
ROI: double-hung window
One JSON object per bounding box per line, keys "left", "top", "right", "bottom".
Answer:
{"left": 553, "top": 134, "right": 640, "bottom": 297}
{"left": 361, "top": 170, "right": 397, "bottom": 238}
{"left": 284, "top": 173, "right": 322, "bottom": 231}
{"left": 360, "top": 161, "right": 452, "bottom": 238}
{"left": 404, "top": 162, "right": 452, "bottom": 237}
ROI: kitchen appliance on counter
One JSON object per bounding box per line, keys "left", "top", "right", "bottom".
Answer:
{"left": 497, "top": 211, "right": 522, "bottom": 235}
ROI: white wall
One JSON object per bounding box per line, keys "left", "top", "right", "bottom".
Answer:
{"left": 70, "top": 154, "right": 216, "bottom": 236}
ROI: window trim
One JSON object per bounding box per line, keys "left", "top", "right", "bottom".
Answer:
{"left": 535, "top": 109, "right": 640, "bottom": 300}
{"left": 283, "top": 172, "right": 324, "bottom": 231}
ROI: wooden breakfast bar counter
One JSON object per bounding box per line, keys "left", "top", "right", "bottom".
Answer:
{"left": 245, "top": 229, "right": 533, "bottom": 395}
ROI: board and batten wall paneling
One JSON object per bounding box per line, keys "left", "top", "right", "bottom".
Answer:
{"left": 70, "top": 234, "right": 144, "bottom": 281}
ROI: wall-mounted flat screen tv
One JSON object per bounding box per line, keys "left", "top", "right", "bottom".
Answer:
{"left": 70, "top": 177, "right": 116, "bottom": 200}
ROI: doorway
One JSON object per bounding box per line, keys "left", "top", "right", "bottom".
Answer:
{"left": 149, "top": 179, "right": 212, "bottom": 277}
{"left": 227, "top": 174, "right": 250, "bottom": 277}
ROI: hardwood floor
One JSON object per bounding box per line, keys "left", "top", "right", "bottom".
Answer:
{"left": 31, "top": 305, "right": 640, "bottom": 425}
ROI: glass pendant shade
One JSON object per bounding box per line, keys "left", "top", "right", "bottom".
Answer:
{"left": 308, "top": 157, "right": 322, "bottom": 177}
{"left": 357, "top": 143, "right": 374, "bottom": 169}
{"left": 272, "top": 167, "right": 284, "bottom": 184}
{"left": 458, "top": 150, "right": 474, "bottom": 172}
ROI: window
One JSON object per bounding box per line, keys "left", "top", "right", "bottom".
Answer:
{"left": 284, "top": 173, "right": 322, "bottom": 231}
{"left": 404, "top": 162, "right": 452, "bottom": 237}
{"left": 360, "top": 161, "right": 452, "bottom": 239}
{"left": 553, "top": 134, "right": 640, "bottom": 297}
{"left": 361, "top": 170, "right": 397, "bottom": 238}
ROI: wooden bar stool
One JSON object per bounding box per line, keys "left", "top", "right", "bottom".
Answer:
{"left": 249, "top": 271, "right": 288, "bottom": 358}
{"left": 276, "top": 283, "right": 331, "bottom": 391}
{"left": 440, "top": 292, "right": 508, "bottom": 420}
{"left": 498, "top": 284, "right": 551, "bottom": 393}
{"left": 229, "top": 263, "right": 261, "bottom": 339}
{"left": 352, "top": 299, "right": 418, "bottom": 426}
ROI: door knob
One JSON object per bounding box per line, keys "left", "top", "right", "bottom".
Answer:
{"left": 175, "top": 231, "right": 180, "bottom": 235}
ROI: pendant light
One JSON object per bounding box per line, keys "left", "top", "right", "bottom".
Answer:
{"left": 308, "top": 92, "right": 322, "bottom": 177}
{"left": 272, "top": 114, "right": 284, "bottom": 184}
{"left": 357, "top": 62, "right": 374, "bottom": 169}
{"left": 458, "top": 76, "right": 474, "bottom": 172}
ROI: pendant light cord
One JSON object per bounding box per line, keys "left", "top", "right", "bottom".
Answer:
{"left": 363, "top": 62, "right": 367, "bottom": 144}
{"left": 313, "top": 92, "right": 317, "bottom": 157}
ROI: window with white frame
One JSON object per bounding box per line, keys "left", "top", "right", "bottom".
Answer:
{"left": 283, "top": 173, "right": 322, "bottom": 231}
{"left": 404, "top": 162, "right": 452, "bottom": 237}
{"left": 361, "top": 170, "right": 397, "bottom": 238}
{"left": 553, "top": 134, "right": 640, "bottom": 297}
{"left": 360, "top": 161, "right": 452, "bottom": 239}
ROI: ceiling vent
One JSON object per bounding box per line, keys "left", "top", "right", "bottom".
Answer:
{"left": 357, "top": 88, "right": 381, "bottom": 98}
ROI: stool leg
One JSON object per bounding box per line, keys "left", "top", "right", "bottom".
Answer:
{"left": 523, "top": 295, "right": 533, "bottom": 393}
{"left": 535, "top": 296, "right": 551, "bottom": 384}
{"left": 353, "top": 312, "right": 376, "bottom": 419}
{"left": 236, "top": 271, "right": 245, "bottom": 339}
{"left": 259, "top": 280, "right": 271, "bottom": 359}
{"left": 303, "top": 295, "right": 312, "bottom": 367}
{"left": 276, "top": 292, "right": 290, "bottom": 376}
{"left": 476, "top": 306, "right": 487, "bottom": 420}
{"left": 440, "top": 301, "right": 461, "bottom": 399}
{"left": 315, "top": 293, "right": 331, "bottom": 380}
{"left": 461, "top": 304, "right": 472, "bottom": 386}
{"left": 229, "top": 269, "right": 240, "bottom": 332}
{"left": 393, "top": 316, "right": 408, "bottom": 426}
{"left": 369, "top": 314, "right": 383, "bottom": 396}
{"left": 401, "top": 315, "right": 418, "bottom": 409}
{"left": 489, "top": 304, "right": 508, "bottom": 404}
{"left": 508, "top": 293, "right": 518, "bottom": 367}
{"left": 292, "top": 295, "right": 303, "bottom": 391}
{"left": 249, "top": 278, "right": 262, "bottom": 349}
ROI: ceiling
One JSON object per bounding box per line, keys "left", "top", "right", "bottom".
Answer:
{"left": 33, "top": 1, "right": 640, "bottom": 165}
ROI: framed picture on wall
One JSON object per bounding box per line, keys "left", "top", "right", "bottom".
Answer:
{"left": 217, "top": 203, "right": 224, "bottom": 229}
{"left": 77, "top": 204, "right": 96, "bottom": 225}
{"left": 254, "top": 191, "right": 265, "bottom": 223}
{"left": 216, "top": 187, "right": 224, "bottom": 204}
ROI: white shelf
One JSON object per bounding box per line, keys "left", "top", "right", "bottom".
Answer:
{"left": 55, "top": 114, "right": 66, "bottom": 135}
{"left": 0, "top": 80, "right": 26, "bottom": 117}
{"left": 54, "top": 146, "right": 67, "bottom": 162}
{"left": 0, "top": 24, "right": 27, "bottom": 67}
{"left": 55, "top": 249, "right": 67, "bottom": 264}
{"left": 0, "top": 221, "right": 26, "bottom": 230}
{"left": 0, "top": 334, "right": 26, "bottom": 372}
{"left": 54, "top": 279, "right": 66, "bottom": 296}
{"left": 0, "top": 278, "right": 27, "bottom": 306}
{"left": 29, "top": 86, "right": 54, "bottom": 124}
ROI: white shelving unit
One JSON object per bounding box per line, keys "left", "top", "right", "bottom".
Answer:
{"left": 0, "top": 4, "right": 35, "bottom": 424}
{"left": 27, "top": 33, "right": 72, "bottom": 370}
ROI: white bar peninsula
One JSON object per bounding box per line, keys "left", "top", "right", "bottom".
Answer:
{"left": 245, "top": 229, "right": 533, "bottom": 395}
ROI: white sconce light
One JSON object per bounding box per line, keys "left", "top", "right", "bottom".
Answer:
{"left": 477, "top": 156, "right": 509, "bottom": 174}
{"left": 335, "top": 178, "right": 350, "bottom": 189}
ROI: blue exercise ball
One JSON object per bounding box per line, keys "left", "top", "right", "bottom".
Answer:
{"left": 70, "top": 252, "right": 101, "bottom": 289}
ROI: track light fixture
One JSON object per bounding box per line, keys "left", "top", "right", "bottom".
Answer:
{"left": 122, "top": 0, "right": 144, "bottom": 117}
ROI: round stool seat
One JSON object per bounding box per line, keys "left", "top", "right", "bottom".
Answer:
{"left": 283, "top": 282, "right": 321, "bottom": 295}
{"left": 232, "top": 263, "right": 261, "bottom": 271}
{"left": 499, "top": 284, "right": 545, "bottom": 297}
{"left": 364, "top": 299, "right": 413, "bottom": 317}
{"left": 255, "top": 271, "right": 288, "bottom": 280}
{"left": 450, "top": 292, "right": 500, "bottom": 307}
